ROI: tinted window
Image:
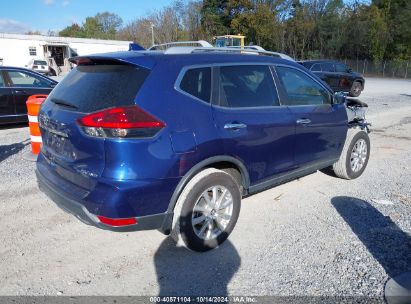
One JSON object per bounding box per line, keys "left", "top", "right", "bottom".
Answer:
{"left": 0, "top": 73, "right": 5, "bottom": 87}
{"left": 34, "top": 60, "right": 47, "bottom": 66}
{"left": 47, "top": 64, "right": 149, "bottom": 112}
{"left": 218, "top": 65, "right": 279, "bottom": 108}
{"left": 276, "top": 66, "right": 331, "bottom": 106}
{"left": 335, "top": 63, "right": 348, "bottom": 73}
{"left": 8, "top": 71, "right": 50, "bottom": 88}
{"left": 310, "top": 63, "right": 321, "bottom": 72}
{"left": 321, "top": 62, "right": 335, "bottom": 72}
{"left": 180, "top": 67, "right": 211, "bottom": 103}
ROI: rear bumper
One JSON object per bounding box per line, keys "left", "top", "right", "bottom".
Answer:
{"left": 36, "top": 168, "right": 168, "bottom": 232}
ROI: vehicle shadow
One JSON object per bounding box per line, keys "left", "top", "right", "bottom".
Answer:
{"left": 319, "top": 166, "right": 337, "bottom": 178}
{"left": 0, "top": 122, "right": 27, "bottom": 130}
{"left": 331, "top": 196, "right": 411, "bottom": 280}
{"left": 0, "top": 140, "right": 29, "bottom": 163}
{"left": 154, "top": 237, "right": 241, "bottom": 296}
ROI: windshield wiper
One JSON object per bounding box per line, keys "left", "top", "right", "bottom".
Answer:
{"left": 51, "top": 98, "right": 78, "bottom": 110}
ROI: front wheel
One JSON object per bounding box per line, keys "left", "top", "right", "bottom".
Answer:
{"left": 171, "top": 168, "right": 241, "bottom": 252}
{"left": 332, "top": 128, "right": 370, "bottom": 179}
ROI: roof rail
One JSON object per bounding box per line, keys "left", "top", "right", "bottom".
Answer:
{"left": 148, "top": 40, "right": 213, "bottom": 50}
{"left": 163, "top": 46, "right": 295, "bottom": 61}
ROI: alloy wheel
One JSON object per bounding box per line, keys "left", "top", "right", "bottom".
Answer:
{"left": 191, "top": 186, "right": 234, "bottom": 240}
{"left": 350, "top": 138, "right": 368, "bottom": 172}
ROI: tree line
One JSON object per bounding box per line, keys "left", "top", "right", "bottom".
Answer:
{"left": 56, "top": 0, "right": 410, "bottom": 61}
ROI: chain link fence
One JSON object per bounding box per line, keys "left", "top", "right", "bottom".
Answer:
{"left": 341, "top": 59, "right": 411, "bottom": 78}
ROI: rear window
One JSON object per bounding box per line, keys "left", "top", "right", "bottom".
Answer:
{"left": 47, "top": 64, "right": 150, "bottom": 112}
{"left": 335, "top": 63, "right": 348, "bottom": 72}
{"left": 34, "top": 60, "right": 47, "bottom": 65}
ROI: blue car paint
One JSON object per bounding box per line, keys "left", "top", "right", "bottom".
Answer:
{"left": 36, "top": 51, "right": 348, "bottom": 229}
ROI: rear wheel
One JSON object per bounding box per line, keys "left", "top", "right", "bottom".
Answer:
{"left": 332, "top": 128, "right": 370, "bottom": 179}
{"left": 171, "top": 168, "right": 241, "bottom": 252}
{"left": 349, "top": 81, "right": 362, "bottom": 97}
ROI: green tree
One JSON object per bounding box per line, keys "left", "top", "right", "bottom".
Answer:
{"left": 373, "top": 0, "right": 411, "bottom": 59}
{"left": 59, "top": 23, "right": 85, "bottom": 38}
{"left": 201, "top": 0, "right": 231, "bottom": 39}
{"left": 59, "top": 12, "right": 122, "bottom": 40}
{"left": 367, "top": 4, "right": 389, "bottom": 61}
{"left": 95, "top": 12, "right": 123, "bottom": 39}
{"left": 317, "top": 0, "right": 346, "bottom": 58}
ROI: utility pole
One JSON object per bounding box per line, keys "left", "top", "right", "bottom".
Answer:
{"left": 150, "top": 23, "right": 154, "bottom": 47}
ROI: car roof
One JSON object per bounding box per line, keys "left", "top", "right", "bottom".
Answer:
{"left": 73, "top": 51, "right": 302, "bottom": 70}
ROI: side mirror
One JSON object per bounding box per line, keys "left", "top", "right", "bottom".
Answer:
{"left": 333, "top": 91, "right": 346, "bottom": 104}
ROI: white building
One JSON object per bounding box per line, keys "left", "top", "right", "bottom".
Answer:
{"left": 0, "top": 33, "right": 131, "bottom": 75}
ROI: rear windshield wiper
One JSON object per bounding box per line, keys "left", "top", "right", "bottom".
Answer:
{"left": 51, "top": 98, "right": 79, "bottom": 110}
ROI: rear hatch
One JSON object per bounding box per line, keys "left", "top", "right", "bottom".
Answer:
{"left": 38, "top": 58, "right": 150, "bottom": 191}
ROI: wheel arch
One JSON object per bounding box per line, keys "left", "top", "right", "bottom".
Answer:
{"left": 160, "top": 155, "right": 249, "bottom": 234}
{"left": 354, "top": 78, "right": 364, "bottom": 88}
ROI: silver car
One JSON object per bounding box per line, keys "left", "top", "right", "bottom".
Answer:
{"left": 26, "top": 59, "right": 49, "bottom": 75}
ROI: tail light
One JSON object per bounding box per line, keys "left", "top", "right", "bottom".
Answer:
{"left": 77, "top": 105, "right": 165, "bottom": 138}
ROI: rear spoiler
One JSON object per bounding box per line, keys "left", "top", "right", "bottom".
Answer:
{"left": 69, "top": 56, "right": 133, "bottom": 66}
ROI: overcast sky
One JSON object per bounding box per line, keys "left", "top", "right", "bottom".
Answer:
{"left": 0, "top": 0, "right": 175, "bottom": 34}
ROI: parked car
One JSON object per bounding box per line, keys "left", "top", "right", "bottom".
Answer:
{"left": 298, "top": 60, "right": 365, "bottom": 97}
{"left": 36, "top": 50, "right": 370, "bottom": 252}
{"left": 227, "top": 45, "right": 295, "bottom": 61}
{"left": 0, "top": 66, "right": 57, "bottom": 124}
{"left": 26, "top": 59, "right": 50, "bottom": 75}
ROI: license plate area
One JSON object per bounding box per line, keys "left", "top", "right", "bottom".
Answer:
{"left": 44, "top": 131, "right": 75, "bottom": 160}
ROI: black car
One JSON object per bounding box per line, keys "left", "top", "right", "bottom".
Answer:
{"left": 298, "top": 60, "right": 365, "bottom": 97}
{"left": 0, "top": 66, "right": 57, "bottom": 124}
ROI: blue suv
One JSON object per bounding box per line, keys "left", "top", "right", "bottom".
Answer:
{"left": 36, "top": 49, "right": 370, "bottom": 251}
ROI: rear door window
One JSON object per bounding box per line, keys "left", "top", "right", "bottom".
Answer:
{"left": 217, "top": 65, "right": 279, "bottom": 108}
{"left": 310, "top": 64, "right": 322, "bottom": 72}
{"left": 276, "top": 66, "right": 331, "bottom": 106}
{"left": 179, "top": 67, "right": 211, "bottom": 103}
{"left": 8, "top": 70, "right": 51, "bottom": 88}
{"left": 321, "top": 62, "right": 335, "bottom": 72}
{"left": 46, "top": 64, "right": 150, "bottom": 112}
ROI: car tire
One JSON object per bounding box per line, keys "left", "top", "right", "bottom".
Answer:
{"left": 349, "top": 81, "right": 362, "bottom": 97}
{"left": 332, "top": 128, "right": 370, "bottom": 180}
{"left": 171, "top": 168, "right": 241, "bottom": 252}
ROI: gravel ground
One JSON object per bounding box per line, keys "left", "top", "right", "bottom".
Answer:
{"left": 0, "top": 77, "right": 410, "bottom": 299}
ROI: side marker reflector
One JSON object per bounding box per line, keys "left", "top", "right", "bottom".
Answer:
{"left": 97, "top": 216, "right": 137, "bottom": 227}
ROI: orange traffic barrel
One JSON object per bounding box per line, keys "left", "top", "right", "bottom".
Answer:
{"left": 25, "top": 94, "right": 48, "bottom": 160}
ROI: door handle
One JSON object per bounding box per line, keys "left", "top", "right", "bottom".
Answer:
{"left": 14, "top": 90, "right": 27, "bottom": 94}
{"left": 296, "top": 118, "right": 311, "bottom": 125}
{"left": 224, "top": 123, "right": 247, "bottom": 130}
